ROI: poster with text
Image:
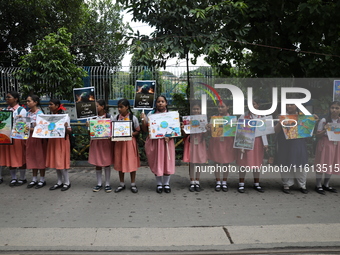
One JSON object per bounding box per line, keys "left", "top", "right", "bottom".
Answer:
{"left": 0, "top": 111, "right": 13, "bottom": 145}
{"left": 11, "top": 116, "right": 30, "bottom": 140}
{"left": 33, "top": 114, "right": 68, "bottom": 138}
{"left": 333, "top": 80, "right": 340, "bottom": 102}
{"left": 89, "top": 119, "right": 111, "bottom": 139}
{"left": 133, "top": 80, "right": 156, "bottom": 110}
{"left": 148, "top": 111, "right": 181, "bottom": 139}
{"left": 254, "top": 116, "right": 275, "bottom": 137}
{"left": 326, "top": 123, "right": 340, "bottom": 141}
{"left": 182, "top": 114, "right": 207, "bottom": 134}
{"left": 233, "top": 119, "right": 256, "bottom": 150}
{"left": 112, "top": 121, "right": 132, "bottom": 141}
{"left": 73, "top": 87, "right": 97, "bottom": 119}
{"left": 279, "top": 115, "right": 316, "bottom": 139}
{"left": 210, "top": 116, "right": 237, "bottom": 137}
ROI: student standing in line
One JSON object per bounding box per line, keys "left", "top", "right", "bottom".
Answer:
{"left": 314, "top": 101, "right": 340, "bottom": 194}
{"left": 182, "top": 100, "right": 207, "bottom": 192}
{"left": 26, "top": 95, "right": 47, "bottom": 189}
{"left": 112, "top": 99, "right": 140, "bottom": 193}
{"left": 88, "top": 99, "right": 113, "bottom": 193}
{"left": 46, "top": 99, "right": 72, "bottom": 191}
{"left": 206, "top": 101, "right": 236, "bottom": 192}
{"left": 140, "top": 95, "right": 175, "bottom": 194}
{"left": 0, "top": 91, "right": 27, "bottom": 186}
{"left": 236, "top": 100, "right": 268, "bottom": 193}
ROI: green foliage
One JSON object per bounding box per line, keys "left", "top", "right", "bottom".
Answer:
{"left": 16, "top": 28, "right": 87, "bottom": 100}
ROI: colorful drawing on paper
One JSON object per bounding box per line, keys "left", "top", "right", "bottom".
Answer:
{"left": 280, "top": 115, "right": 316, "bottom": 139}
{"left": 326, "top": 123, "right": 340, "bottom": 141}
{"left": 112, "top": 121, "right": 132, "bottom": 141}
{"left": 210, "top": 116, "right": 237, "bottom": 137}
{"left": 182, "top": 115, "right": 207, "bottom": 134}
{"left": 89, "top": 119, "right": 111, "bottom": 139}
{"left": 33, "top": 114, "right": 68, "bottom": 138}
{"left": 11, "top": 117, "right": 30, "bottom": 139}
{"left": 233, "top": 119, "right": 256, "bottom": 150}
{"left": 148, "top": 111, "right": 181, "bottom": 139}
{"left": 0, "top": 111, "right": 13, "bottom": 144}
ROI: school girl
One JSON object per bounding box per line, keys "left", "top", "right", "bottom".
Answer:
{"left": 314, "top": 101, "right": 340, "bottom": 194}
{"left": 112, "top": 99, "right": 140, "bottom": 193}
{"left": 0, "top": 91, "right": 27, "bottom": 186}
{"left": 275, "top": 104, "right": 312, "bottom": 194}
{"left": 141, "top": 95, "right": 175, "bottom": 194}
{"left": 182, "top": 101, "right": 207, "bottom": 192}
{"left": 236, "top": 100, "right": 268, "bottom": 193}
{"left": 46, "top": 99, "right": 72, "bottom": 191}
{"left": 26, "top": 95, "right": 47, "bottom": 189}
{"left": 206, "top": 101, "right": 236, "bottom": 192}
{"left": 88, "top": 99, "right": 114, "bottom": 193}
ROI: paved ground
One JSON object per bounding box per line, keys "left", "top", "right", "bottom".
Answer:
{"left": 0, "top": 164, "right": 340, "bottom": 253}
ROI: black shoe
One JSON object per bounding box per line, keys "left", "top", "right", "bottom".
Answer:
{"left": 215, "top": 184, "right": 221, "bottom": 192}
{"left": 238, "top": 186, "right": 245, "bottom": 193}
{"left": 221, "top": 185, "right": 228, "bottom": 192}
{"left": 253, "top": 185, "right": 264, "bottom": 193}
{"left": 282, "top": 187, "right": 290, "bottom": 194}
{"left": 0, "top": 178, "right": 3, "bottom": 184}
{"left": 92, "top": 185, "right": 103, "bottom": 192}
{"left": 322, "top": 185, "right": 338, "bottom": 193}
{"left": 156, "top": 185, "right": 163, "bottom": 193}
{"left": 16, "top": 179, "right": 27, "bottom": 186}
{"left": 299, "top": 188, "right": 309, "bottom": 194}
{"left": 130, "top": 186, "right": 138, "bottom": 193}
{"left": 195, "top": 184, "right": 202, "bottom": 192}
{"left": 49, "top": 183, "right": 63, "bottom": 190}
{"left": 35, "top": 181, "right": 46, "bottom": 189}
{"left": 9, "top": 179, "right": 17, "bottom": 187}
{"left": 104, "top": 185, "right": 112, "bottom": 193}
{"left": 163, "top": 185, "right": 171, "bottom": 193}
{"left": 189, "top": 184, "right": 195, "bottom": 192}
{"left": 114, "top": 185, "right": 125, "bottom": 193}
{"left": 315, "top": 186, "right": 325, "bottom": 195}
{"left": 61, "top": 183, "right": 71, "bottom": 191}
{"left": 27, "top": 181, "right": 37, "bottom": 188}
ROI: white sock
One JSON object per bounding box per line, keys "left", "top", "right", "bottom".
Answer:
{"left": 239, "top": 182, "right": 245, "bottom": 189}
{"left": 120, "top": 182, "right": 125, "bottom": 187}
{"left": 10, "top": 169, "right": 17, "bottom": 180}
{"left": 131, "top": 182, "right": 136, "bottom": 187}
{"left": 61, "top": 169, "right": 70, "bottom": 185}
{"left": 190, "top": 181, "right": 195, "bottom": 185}
{"left": 96, "top": 170, "right": 102, "bottom": 186}
{"left": 315, "top": 173, "right": 323, "bottom": 187}
{"left": 39, "top": 176, "right": 45, "bottom": 182}
{"left": 156, "top": 176, "right": 163, "bottom": 186}
{"left": 19, "top": 169, "right": 26, "bottom": 180}
{"left": 254, "top": 182, "right": 260, "bottom": 187}
{"left": 56, "top": 170, "right": 63, "bottom": 185}
{"left": 163, "top": 175, "right": 170, "bottom": 186}
{"left": 222, "top": 181, "right": 227, "bottom": 186}
{"left": 323, "top": 174, "right": 332, "bottom": 187}
{"left": 195, "top": 180, "right": 200, "bottom": 185}
{"left": 104, "top": 166, "right": 111, "bottom": 186}
{"left": 216, "top": 181, "right": 221, "bottom": 185}
{"left": 32, "top": 176, "right": 37, "bottom": 182}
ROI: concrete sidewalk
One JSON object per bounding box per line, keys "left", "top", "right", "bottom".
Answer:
{"left": 0, "top": 165, "right": 339, "bottom": 252}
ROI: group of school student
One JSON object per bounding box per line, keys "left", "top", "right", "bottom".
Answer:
{"left": 0, "top": 91, "right": 339, "bottom": 195}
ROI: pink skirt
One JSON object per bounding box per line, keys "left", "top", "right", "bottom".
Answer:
{"left": 26, "top": 134, "right": 47, "bottom": 169}
{"left": 208, "top": 136, "right": 236, "bottom": 163}
{"left": 46, "top": 136, "right": 70, "bottom": 170}
{"left": 0, "top": 139, "right": 26, "bottom": 167}
{"left": 88, "top": 139, "right": 114, "bottom": 167}
{"left": 314, "top": 136, "right": 340, "bottom": 175}
{"left": 236, "top": 137, "right": 264, "bottom": 167}
{"left": 183, "top": 134, "right": 207, "bottom": 163}
{"left": 145, "top": 137, "right": 175, "bottom": 176}
{"left": 114, "top": 137, "right": 140, "bottom": 172}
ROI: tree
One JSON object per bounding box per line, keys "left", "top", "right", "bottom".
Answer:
{"left": 16, "top": 28, "right": 87, "bottom": 101}
{"left": 0, "top": 0, "right": 88, "bottom": 67}
{"left": 72, "top": 0, "right": 131, "bottom": 66}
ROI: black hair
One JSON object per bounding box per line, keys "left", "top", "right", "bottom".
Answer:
{"left": 28, "top": 94, "right": 45, "bottom": 114}
{"left": 118, "top": 98, "right": 133, "bottom": 115}
{"left": 7, "top": 91, "right": 20, "bottom": 105}
{"left": 49, "top": 98, "right": 64, "bottom": 114}
{"left": 154, "top": 95, "right": 169, "bottom": 112}
{"left": 97, "top": 99, "right": 108, "bottom": 113}
{"left": 326, "top": 101, "right": 340, "bottom": 123}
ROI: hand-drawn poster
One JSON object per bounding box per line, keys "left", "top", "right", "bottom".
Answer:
{"left": 326, "top": 123, "right": 340, "bottom": 141}
{"left": 279, "top": 115, "right": 316, "bottom": 139}
{"left": 233, "top": 119, "right": 256, "bottom": 150}
{"left": 254, "top": 116, "right": 275, "bottom": 137}
{"left": 0, "top": 111, "right": 13, "bottom": 145}
{"left": 182, "top": 114, "right": 207, "bottom": 134}
{"left": 148, "top": 111, "right": 181, "bottom": 139}
{"left": 333, "top": 80, "right": 340, "bottom": 102}
{"left": 210, "top": 116, "right": 237, "bottom": 137}
{"left": 11, "top": 116, "right": 30, "bottom": 140}
{"left": 112, "top": 121, "right": 132, "bottom": 141}
{"left": 33, "top": 114, "right": 68, "bottom": 138}
{"left": 133, "top": 80, "right": 156, "bottom": 110}
{"left": 73, "top": 87, "right": 97, "bottom": 119}
{"left": 89, "top": 119, "right": 111, "bottom": 139}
